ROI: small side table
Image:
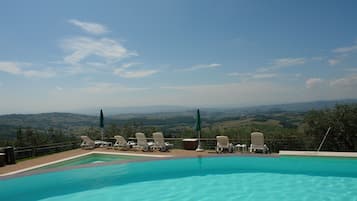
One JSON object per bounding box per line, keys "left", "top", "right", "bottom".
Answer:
{"left": 182, "top": 139, "right": 198, "bottom": 150}
{"left": 0, "top": 153, "right": 5, "bottom": 167}
{"left": 235, "top": 144, "right": 247, "bottom": 152}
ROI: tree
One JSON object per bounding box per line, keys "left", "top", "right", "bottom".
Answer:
{"left": 16, "top": 127, "right": 26, "bottom": 147}
{"left": 106, "top": 124, "right": 119, "bottom": 138}
{"left": 304, "top": 104, "right": 357, "bottom": 151}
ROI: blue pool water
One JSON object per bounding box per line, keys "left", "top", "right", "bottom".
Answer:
{"left": 36, "top": 153, "right": 142, "bottom": 170}
{"left": 1, "top": 156, "right": 357, "bottom": 201}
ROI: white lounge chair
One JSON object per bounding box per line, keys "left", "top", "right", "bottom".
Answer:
{"left": 80, "top": 136, "right": 95, "bottom": 149}
{"left": 113, "top": 135, "right": 132, "bottom": 150}
{"left": 152, "top": 132, "right": 173, "bottom": 152}
{"left": 80, "top": 136, "right": 112, "bottom": 149}
{"left": 135, "top": 133, "right": 152, "bottom": 152}
{"left": 95, "top": 140, "right": 112, "bottom": 148}
{"left": 249, "top": 132, "right": 269, "bottom": 153}
{"left": 216, "top": 136, "right": 234, "bottom": 153}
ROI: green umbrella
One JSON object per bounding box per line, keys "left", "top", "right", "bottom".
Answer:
{"left": 195, "top": 109, "right": 201, "bottom": 131}
{"left": 195, "top": 109, "right": 204, "bottom": 151}
{"left": 100, "top": 109, "right": 104, "bottom": 140}
{"left": 100, "top": 109, "right": 104, "bottom": 128}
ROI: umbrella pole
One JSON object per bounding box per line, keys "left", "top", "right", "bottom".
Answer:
{"left": 196, "top": 130, "right": 204, "bottom": 152}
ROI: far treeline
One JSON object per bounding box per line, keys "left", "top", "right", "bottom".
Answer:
{"left": 0, "top": 104, "right": 356, "bottom": 152}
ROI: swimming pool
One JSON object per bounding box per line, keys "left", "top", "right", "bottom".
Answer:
{"left": 1, "top": 156, "right": 357, "bottom": 201}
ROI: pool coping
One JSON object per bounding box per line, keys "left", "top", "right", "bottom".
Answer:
{"left": 279, "top": 150, "right": 357, "bottom": 158}
{"left": 3, "top": 150, "right": 357, "bottom": 179}
{"left": 0, "top": 153, "right": 279, "bottom": 180}
{"left": 0, "top": 151, "right": 173, "bottom": 177}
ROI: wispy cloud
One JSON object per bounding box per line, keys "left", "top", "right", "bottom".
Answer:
{"left": 332, "top": 41, "right": 357, "bottom": 53}
{"left": 113, "top": 63, "right": 158, "bottom": 78}
{"left": 0, "top": 61, "right": 22, "bottom": 74}
{"left": 178, "top": 63, "right": 221, "bottom": 71}
{"left": 68, "top": 19, "right": 108, "bottom": 35}
{"left": 330, "top": 74, "right": 357, "bottom": 87}
{"left": 114, "top": 69, "right": 158, "bottom": 78}
{"left": 328, "top": 58, "right": 340, "bottom": 65}
{"left": 272, "top": 58, "right": 306, "bottom": 67}
{"left": 120, "top": 62, "right": 143, "bottom": 69}
{"left": 305, "top": 78, "right": 323, "bottom": 88}
{"left": 228, "top": 72, "right": 277, "bottom": 79}
{"left": 23, "top": 70, "right": 56, "bottom": 78}
{"left": 344, "top": 68, "right": 357, "bottom": 72}
{"left": 61, "top": 37, "right": 137, "bottom": 65}
{"left": 0, "top": 62, "right": 56, "bottom": 78}
{"left": 258, "top": 57, "right": 305, "bottom": 72}
{"left": 328, "top": 40, "right": 357, "bottom": 65}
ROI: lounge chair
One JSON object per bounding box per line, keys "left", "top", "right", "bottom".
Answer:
{"left": 135, "top": 132, "right": 152, "bottom": 152}
{"left": 113, "top": 135, "right": 132, "bottom": 150}
{"left": 152, "top": 132, "right": 173, "bottom": 152}
{"left": 80, "top": 136, "right": 95, "bottom": 149}
{"left": 249, "top": 132, "right": 269, "bottom": 153}
{"left": 80, "top": 136, "right": 112, "bottom": 149}
{"left": 216, "top": 136, "right": 234, "bottom": 153}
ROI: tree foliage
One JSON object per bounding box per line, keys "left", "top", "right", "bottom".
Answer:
{"left": 304, "top": 104, "right": 357, "bottom": 151}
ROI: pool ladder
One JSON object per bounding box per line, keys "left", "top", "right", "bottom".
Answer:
{"left": 317, "top": 127, "right": 331, "bottom": 152}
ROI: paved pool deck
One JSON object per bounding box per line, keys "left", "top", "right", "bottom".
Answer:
{"left": 0, "top": 148, "right": 271, "bottom": 176}
{"left": 279, "top": 150, "right": 357, "bottom": 158}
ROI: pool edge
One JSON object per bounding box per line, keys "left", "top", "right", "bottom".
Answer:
{"left": 0, "top": 151, "right": 173, "bottom": 177}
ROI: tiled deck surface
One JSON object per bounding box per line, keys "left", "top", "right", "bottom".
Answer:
{"left": 0, "top": 148, "right": 269, "bottom": 176}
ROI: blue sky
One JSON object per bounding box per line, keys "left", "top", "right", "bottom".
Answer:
{"left": 0, "top": 0, "right": 357, "bottom": 114}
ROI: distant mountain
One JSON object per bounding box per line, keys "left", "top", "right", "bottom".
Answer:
{"left": 0, "top": 99, "right": 355, "bottom": 128}
{"left": 0, "top": 99, "right": 356, "bottom": 141}
{"left": 72, "top": 99, "right": 357, "bottom": 117}
{"left": 239, "top": 99, "right": 357, "bottom": 113}
{"left": 0, "top": 113, "right": 98, "bottom": 129}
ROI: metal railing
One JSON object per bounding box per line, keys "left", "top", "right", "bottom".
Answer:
{"left": 0, "top": 136, "right": 315, "bottom": 162}
{"left": 13, "top": 141, "right": 80, "bottom": 160}
{"left": 128, "top": 136, "right": 309, "bottom": 152}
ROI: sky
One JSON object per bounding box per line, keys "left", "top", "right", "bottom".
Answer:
{"left": 0, "top": 0, "right": 357, "bottom": 114}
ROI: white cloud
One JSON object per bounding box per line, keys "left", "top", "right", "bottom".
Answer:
{"left": 23, "top": 70, "right": 56, "bottom": 78}
{"left": 120, "top": 62, "right": 142, "bottom": 69}
{"left": 114, "top": 68, "right": 158, "bottom": 78}
{"left": 345, "top": 68, "right": 357, "bottom": 72}
{"left": 227, "top": 72, "right": 251, "bottom": 77}
{"left": 113, "top": 63, "right": 158, "bottom": 78}
{"left": 328, "top": 58, "right": 340, "bottom": 65}
{"left": 56, "top": 86, "right": 63, "bottom": 91}
{"left": 61, "top": 37, "right": 137, "bottom": 65}
{"left": 305, "top": 78, "right": 323, "bottom": 88}
{"left": 252, "top": 73, "right": 277, "bottom": 79}
{"left": 333, "top": 41, "right": 357, "bottom": 53}
{"left": 228, "top": 72, "right": 277, "bottom": 79}
{"left": 272, "top": 57, "right": 306, "bottom": 67}
{"left": 330, "top": 74, "right": 357, "bottom": 87}
{"left": 0, "top": 61, "right": 22, "bottom": 74}
{"left": 0, "top": 62, "right": 55, "bottom": 78}
{"left": 68, "top": 19, "right": 108, "bottom": 35}
{"left": 258, "top": 57, "right": 305, "bottom": 72}
{"left": 179, "top": 63, "right": 221, "bottom": 71}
